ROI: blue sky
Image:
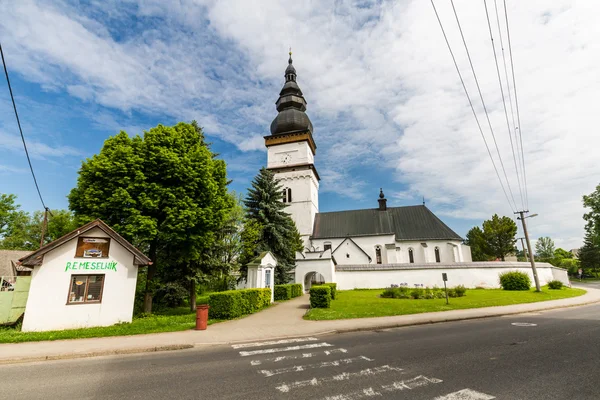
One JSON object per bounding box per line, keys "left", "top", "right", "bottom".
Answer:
{"left": 1, "top": 0, "right": 598, "bottom": 249}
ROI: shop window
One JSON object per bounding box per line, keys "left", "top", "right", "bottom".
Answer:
{"left": 375, "top": 246, "right": 382, "bottom": 264}
{"left": 67, "top": 275, "right": 104, "bottom": 304}
{"left": 408, "top": 248, "right": 414, "bottom": 264}
{"left": 75, "top": 237, "right": 110, "bottom": 258}
{"left": 435, "top": 247, "right": 441, "bottom": 263}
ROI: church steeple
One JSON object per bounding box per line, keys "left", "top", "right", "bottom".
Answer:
{"left": 270, "top": 51, "right": 313, "bottom": 136}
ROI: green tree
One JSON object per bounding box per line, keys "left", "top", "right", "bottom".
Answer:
{"left": 0, "top": 193, "right": 19, "bottom": 238}
{"left": 243, "top": 168, "right": 303, "bottom": 284}
{"left": 465, "top": 226, "right": 491, "bottom": 261}
{"left": 535, "top": 237, "right": 555, "bottom": 260}
{"left": 554, "top": 248, "right": 573, "bottom": 260}
{"left": 481, "top": 214, "right": 518, "bottom": 261}
{"left": 69, "top": 122, "right": 231, "bottom": 313}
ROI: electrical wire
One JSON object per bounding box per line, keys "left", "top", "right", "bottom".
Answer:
{"left": 503, "top": 0, "right": 529, "bottom": 210}
{"left": 430, "top": 0, "right": 516, "bottom": 213}
{"left": 483, "top": 0, "right": 525, "bottom": 210}
{"left": 0, "top": 42, "right": 48, "bottom": 210}
{"left": 449, "top": 0, "right": 518, "bottom": 212}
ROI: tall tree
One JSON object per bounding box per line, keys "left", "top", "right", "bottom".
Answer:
{"left": 243, "top": 168, "right": 303, "bottom": 284}
{"left": 481, "top": 214, "right": 518, "bottom": 261}
{"left": 464, "top": 226, "right": 491, "bottom": 261}
{"left": 0, "top": 193, "right": 19, "bottom": 238}
{"left": 69, "top": 122, "right": 230, "bottom": 313}
{"left": 535, "top": 237, "right": 555, "bottom": 260}
{"left": 580, "top": 184, "right": 600, "bottom": 276}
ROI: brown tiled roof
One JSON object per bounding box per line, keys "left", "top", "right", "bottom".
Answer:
{"left": 19, "top": 219, "right": 152, "bottom": 267}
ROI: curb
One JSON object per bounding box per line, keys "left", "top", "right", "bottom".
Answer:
{"left": 0, "top": 344, "right": 194, "bottom": 365}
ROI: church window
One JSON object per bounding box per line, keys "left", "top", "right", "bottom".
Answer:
{"left": 282, "top": 188, "right": 287, "bottom": 203}
{"left": 408, "top": 248, "right": 414, "bottom": 264}
{"left": 288, "top": 188, "right": 292, "bottom": 202}
{"left": 435, "top": 247, "right": 441, "bottom": 263}
{"left": 346, "top": 253, "right": 350, "bottom": 258}
{"left": 324, "top": 242, "right": 332, "bottom": 251}
{"left": 375, "top": 246, "right": 382, "bottom": 264}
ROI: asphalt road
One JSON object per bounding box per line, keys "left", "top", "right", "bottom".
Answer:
{"left": 2, "top": 302, "right": 600, "bottom": 400}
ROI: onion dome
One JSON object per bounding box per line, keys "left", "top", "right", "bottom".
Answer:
{"left": 270, "top": 52, "right": 313, "bottom": 135}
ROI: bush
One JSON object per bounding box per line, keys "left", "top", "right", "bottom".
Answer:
{"left": 548, "top": 280, "right": 564, "bottom": 290}
{"left": 290, "top": 283, "right": 303, "bottom": 298}
{"left": 274, "top": 284, "right": 293, "bottom": 301}
{"left": 411, "top": 288, "right": 424, "bottom": 299}
{"left": 208, "top": 288, "right": 271, "bottom": 320}
{"left": 454, "top": 285, "right": 467, "bottom": 297}
{"left": 323, "top": 283, "right": 337, "bottom": 300}
{"left": 499, "top": 271, "right": 531, "bottom": 291}
{"left": 310, "top": 286, "right": 331, "bottom": 308}
{"left": 447, "top": 288, "right": 457, "bottom": 298}
{"left": 196, "top": 295, "right": 210, "bottom": 305}
{"left": 381, "top": 287, "right": 396, "bottom": 298}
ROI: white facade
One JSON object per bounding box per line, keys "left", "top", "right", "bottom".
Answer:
{"left": 22, "top": 226, "right": 141, "bottom": 332}
{"left": 268, "top": 140, "right": 319, "bottom": 245}
{"left": 244, "top": 252, "right": 277, "bottom": 303}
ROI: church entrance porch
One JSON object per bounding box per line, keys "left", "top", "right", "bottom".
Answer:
{"left": 304, "top": 271, "right": 325, "bottom": 291}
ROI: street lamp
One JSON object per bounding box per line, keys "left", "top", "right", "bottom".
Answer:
{"left": 516, "top": 211, "right": 540, "bottom": 292}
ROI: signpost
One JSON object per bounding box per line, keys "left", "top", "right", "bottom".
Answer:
{"left": 442, "top": 273, "right": 449, "bottom": 305}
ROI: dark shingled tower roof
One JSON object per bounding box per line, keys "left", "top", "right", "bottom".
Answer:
{"left": 311, "top": 205, "right": 463, "bottom": 241}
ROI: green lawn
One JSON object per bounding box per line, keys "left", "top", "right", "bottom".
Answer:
{"left": 304, "top": 286, "right": 587, "bottom": 321}
{"left": 0, "top": 307, "right": 218, "bottom": 344}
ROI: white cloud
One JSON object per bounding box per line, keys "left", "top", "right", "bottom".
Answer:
{"left": 0, "top": 131, "right": 81, "bottom": 159}
{"left": 0, "top": 0, "right": 597, "bottom": 248}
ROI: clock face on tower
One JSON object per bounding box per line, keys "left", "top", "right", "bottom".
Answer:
{"left": 280, "top": 153, "right": 292, "bottom": 164}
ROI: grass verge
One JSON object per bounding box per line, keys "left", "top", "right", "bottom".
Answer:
{"left": 0, "top": 307, "right": 219, "bottom": 344}
{"left": 304, "top": 286, "right": 586, "bottom": 321}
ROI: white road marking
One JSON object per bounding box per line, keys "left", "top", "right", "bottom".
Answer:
{"left": 511, "top": 322, "right": 537, "bottom": 327}
{"left": 232, "top": 337, "right": 318, "bottom": 349}
{"left": 322, "top": 375, "right": 443, "bottom": 400}
{"left": 433, "top": 388, "right": 496, "bottom": 399}
{"left": 250, "top": 349, "right": 347, "bottom": 366}
{"left": 276, "top": 365, "right": 403, "bottom": 393}
{"left": 259, "top": 356, "right": 373, "bottom": 377}
{"left": 239, "top": 342, "right": 333, "bottom": 357}
{"left": 325, "top": 375, "right": 442, "bottom": 400}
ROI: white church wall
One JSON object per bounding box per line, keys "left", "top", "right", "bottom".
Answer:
{"left": 295, "top": 256, "right": 336, "bottom": 292}
{"left": 334, "top": 262, "right": 569, "bottom": 290}
{"left": 267, "top": 141, "right": 314, "bottom": 169}
{"left": 275, "top": 169, "right": 319, "bottom": 243}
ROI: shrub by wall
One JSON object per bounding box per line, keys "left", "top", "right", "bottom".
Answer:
{"left": 291, "top": 283, "right": 303, "bottom": 298}
{"left": 310, "top": 285, "right": 331, "bottom": 308}
{"left": 274, "top": 284, "right": 293, "bottom": 301}
{"left": 323, "top": 283, "right": 337, "bottom": 300}
{"left": 209, "top": 288, "right": 271, "bottom": 320}
{"left": 499, "top": 271, "right": 531, "bottom": 291}
{"left": 548, "top": 280, "right": 564, "bottom": 290}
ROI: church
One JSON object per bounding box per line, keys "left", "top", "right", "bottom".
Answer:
{"left": 262, "top": 53, "right": 475, "bottom": 290}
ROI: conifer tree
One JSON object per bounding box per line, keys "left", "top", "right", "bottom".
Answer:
{"left": 243, "top": 168, "right": 303, "bottom": 284}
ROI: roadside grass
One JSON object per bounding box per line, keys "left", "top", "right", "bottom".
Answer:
{"left": 304, "top": 286, "right": 587, "bottom": 321}
{"left": 0, "top": 307, "right": 219, "bottom": 344}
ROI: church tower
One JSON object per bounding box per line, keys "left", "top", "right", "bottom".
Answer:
{"left": 265, "top": 52, "right": 319, "bottom": 247}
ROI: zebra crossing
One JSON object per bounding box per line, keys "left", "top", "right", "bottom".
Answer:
{"left": 231, "top": 336, "right": 497, "bottom": 399}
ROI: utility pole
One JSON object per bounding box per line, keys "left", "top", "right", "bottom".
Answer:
{"left": 39, "top": 207, "right": 52, "bottom": 248}
{"left": 516, "top": 211, "right": 540, "bottom": 292}
{"left": 518, "top": 237, "right": 528, "bottom": 261}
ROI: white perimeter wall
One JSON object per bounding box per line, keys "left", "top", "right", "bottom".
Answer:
{"left": 22, "top": 227, "right": 139, "bottom": 332}
{"left": 334, "top": 262, "right": 569, "bottom": 290}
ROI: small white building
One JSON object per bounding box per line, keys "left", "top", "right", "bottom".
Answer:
{"left": 19, "top": 219, "right": 151, "bottom": 332}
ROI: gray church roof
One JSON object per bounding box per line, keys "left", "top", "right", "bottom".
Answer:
{"left": 311, "top": 205, "right": 463, "bottom": 241}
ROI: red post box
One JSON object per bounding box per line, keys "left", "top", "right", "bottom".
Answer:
{"left": 195, "top": 304, "right": 210, "bottom": 330}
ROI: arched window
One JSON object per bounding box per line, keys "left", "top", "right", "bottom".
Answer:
{"left": 287, "top": 188, "right": 292, "bottom": 202}
{"left": 282, "top": 188, "right": 287, "bottom": 203}
{"left": 435, "top": 247, "right": 441, "bottom": 263}
{"left": 408, "top": 248, "right": 414, "bottom": 264}
{"left": 375, "top": 246, "right": 382, "bottom": 264}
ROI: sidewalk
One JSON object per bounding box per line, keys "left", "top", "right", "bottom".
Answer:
{"left": 1, "top": 285, "right": 599, "bottom": 364}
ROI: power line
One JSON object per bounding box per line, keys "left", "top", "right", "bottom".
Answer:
{"left": 0, "top": 41, "right": 48, "bottom": 210}
{"left": 430, "top": 0, "right": 516, "bottom": 213}
{"left": 493, "top": 0, "right": 524, "bottom": 208}
{"left": 448, "top": 0, "right": 519, "bottom": 211}
{"left": 483, "top": 0, "right": 525, "bottom": 210}
{"left": 503, "top": 0, "right": 529, "bottom": 210}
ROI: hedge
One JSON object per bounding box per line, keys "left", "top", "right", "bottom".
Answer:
{"left": 291, "top": 283, "right": 303, "bottom": 298}
{"left": 310, "top": 285, "right": 331, "bottom": 308}
{"left": 323, "top": 283, "right": 337, "bottom": 300}
{"left": 208, "top": 288, "right": 271, "bottom": 320}
{"left": 274, "top": 285, "right": 293, "bottom": 301}
{"left": 499, "top": 270, "right": 531, "bottom": 291}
